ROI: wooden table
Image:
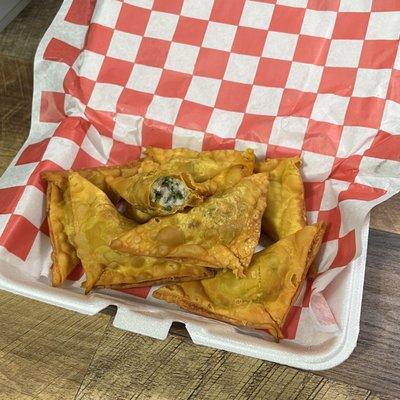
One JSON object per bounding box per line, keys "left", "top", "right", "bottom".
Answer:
{"left": 0, "top": 2, "right": 399, "bottom": 399}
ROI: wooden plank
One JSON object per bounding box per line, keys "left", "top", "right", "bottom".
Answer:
{"left": 0, "top": 55, "right": 33, "bottom": 97}
{"left": 0, "top": 384, "right": 35, "bottom": 400}
{"left": 318, "top": 229, "right": 400, "bottom": 399}
{"left": 0, "top": 1, "right": 31, "bottom": 34}
{"left": 74, "top": 324, "right": 374, "bottom": 400}
{"left": 366, "top": 395, "right": 383, "bottom": 400}
{"left": 0, "top": 290, "right": 110, "bottom": 399}
{"left": 310, "top": 380, "right": 370, "bottom": 400}
{"left": 0, "top": 0, "right": 62, "bottom": 61}
{"left": 370, "top": 193, "right": 400, "bottom": 234}
{"left": 0, "top": 55, "right": 32, "bottom": 174}
{"left": 0, "top": 288, "right": 381, "bottom": 399}
{"left": 0, "top": 96, "right": 31, "bottom": 173}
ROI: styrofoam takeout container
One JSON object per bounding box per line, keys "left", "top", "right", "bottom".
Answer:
{"left": 0, "top": 218, "right": 369, "bottom": 370}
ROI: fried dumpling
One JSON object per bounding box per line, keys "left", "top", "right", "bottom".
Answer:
{"left": 107, "top": 150, "right": 255, "bottom": 220}
{"left": 42, "top": 160, "right": 140, "bottom": 204}
{"left": 111, "top": 173, "right": 269, "bottom": 277}
{"left": 144, "top": 147, "right": 255, "bottom": 191}
{"left": 68, "top": 172, "right": 213, "bottom": 293}
{"left": 46, "top": 182, "right": 80, "bottom": 286}
{"left": 154, "top": 223, "right": 326, "bottom": 340}
{"left": 43, "top": 161, "right": 141, "bottom": 286}
{"left": 95, "top": 260, "right": 213, "bottom": 289}
{"left": 145, "top": 147, "right": 199, "bottom": 162}
{"left": 255, "top": 158, "right": 306, "bottom": 241}
{"left": 106, "top": 171, "right": 217, "bottom": 218}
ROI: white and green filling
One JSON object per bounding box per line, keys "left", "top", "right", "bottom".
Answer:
{"left": 151, "top": 176, "right": 188, "bottom": 211}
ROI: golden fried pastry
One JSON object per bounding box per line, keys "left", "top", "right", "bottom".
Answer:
{"left": 256, "top": 158, "right": 306, "bottom": 241}
{"left": 111, "top": 173, "right": 269, "bottom": 277}
{"left": 145, "top": 147, "right": 199, "bottom": 162}
{"left": 209, "top": 164, "right": 253, "bottom": 194}
{"left": 106, "top": 171, "right": 217, "bottom": 218}
{"left": 124, "top": 204, "right": 153, "bottom": 224}
{"left": 42, "top": 160, "right": 140, "bottom": 204}
{"left": 68, "top": 173, "right": 214, "bottom": 293}
{"left": 144, "top": 147, "right": 255, "bottom": 189}
{"left": 43, "top": 161, "right": 141, "bottom": 286}
{"left": 154, "top": 223, "right": 326, "bottom": 340}
{"left": 95, "top": 260, "right": 213, "bottom": 289}
{"left": 106, "top": 149, "right": 256, "bottom": 221}
{"left": 46, "top": 182, "right": 80, "bottom": 286}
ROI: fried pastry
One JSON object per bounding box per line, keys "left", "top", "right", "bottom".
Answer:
{"left": 68, "top": 172, "right": 213, "bottom": 293}
{"left": 43, "top": 161, "right": 141, "bottom": 286}
{"left": 95, "top": 260, "right": 213, "bottom": 289}
{"left": 154, "top": 223, "right": 325, "bottom": 340}
{"left": 46, "top": 182, "right": 80, "bottom": 286}
{"left": 42, "top": 160, "right": 140, "bottom": 204}
{"left": 256, "top": 158, "right": 306, "bottom": 241}
{"left": 144, "top": 147, "right": 255, "bottom": 190}
{"left": 106, "top": 171, "right": 217, "bottom": 218}
{"left": 124, "top": 204, "right": 153, "bottom": 224}
{"left": 111, "top": 173, "right": 269, "bottom": 277}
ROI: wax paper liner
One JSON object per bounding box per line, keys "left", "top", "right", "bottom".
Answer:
{"left": 0, "top": 0, "right": 399, "bottom": 365}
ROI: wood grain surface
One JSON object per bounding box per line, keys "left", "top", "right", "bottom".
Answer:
{"left": 0, "top": 0, "right": 62, "bottom": 60}
{"left": 0, "top": 280, "right": 387, "bottom": 400}
{"left": 74, "top": 325, "right": 371, "bottom": 400}
{"left": 3, "top": 226, "right": 400, "bottom": 400}
{"left": 0, "top": 290, "right": 110, "bottom": 400}
{"left": 0, "top": 55, "right": 32, "bottom": 172}
{"left": 370, "top": 194, "right": 400, "bottom": 234}
{"left": 0, "top": 1, "right": 399, "bottom": 399}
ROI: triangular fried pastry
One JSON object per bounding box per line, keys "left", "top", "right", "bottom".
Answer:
{"left": 154, "top": 223, "right": 326, "bottom": 340}
{"left": 111, "top": 173, "right": 269, "bottom": 277}
{"left": 106, "top": 171, "right": 217, "bottom": 218}
{"left": 145, "top": 147, "right": 199, "bottom": 162}
{"left": 43, "top": 161, "right": 141, "bottom": 286}
{"left": 46, "top": 182, "right": 80, "bottom": 286}
{"left": 42, "top": 160, "right": 140, "bottom": 204}
{"left": 144, "top": 147, "right": 255, "bottom": 188}
{"left": 255, "top": 158, "right": 306, "bottom": 241}
{"left": 95, "top": 260, "right": 213, "bottom": 289}
{"left": 68, "top": 173, "right": 214, "bottom": 293}
{"left": 109, "top": 151, "right": 255, "bottom": 221}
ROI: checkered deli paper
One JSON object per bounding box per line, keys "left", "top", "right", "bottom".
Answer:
{"left": 0, "top": 0, "right": 399, "bottom": 344}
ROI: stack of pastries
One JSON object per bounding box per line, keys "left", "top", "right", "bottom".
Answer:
{"left": 42, "top": 147, "right": 325, "bottom": 340}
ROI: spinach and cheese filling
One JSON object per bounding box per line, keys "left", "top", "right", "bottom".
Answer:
{"left": 151, "top": 176, "right": 188, "bottom": 211}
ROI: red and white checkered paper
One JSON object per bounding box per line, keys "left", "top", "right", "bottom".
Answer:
{"left": 0, "top": 0, "right": 399, "bottom": 342}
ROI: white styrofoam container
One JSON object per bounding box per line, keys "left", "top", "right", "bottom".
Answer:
{"left": 0, "top": 219, "right": 370, "bottom": 370}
